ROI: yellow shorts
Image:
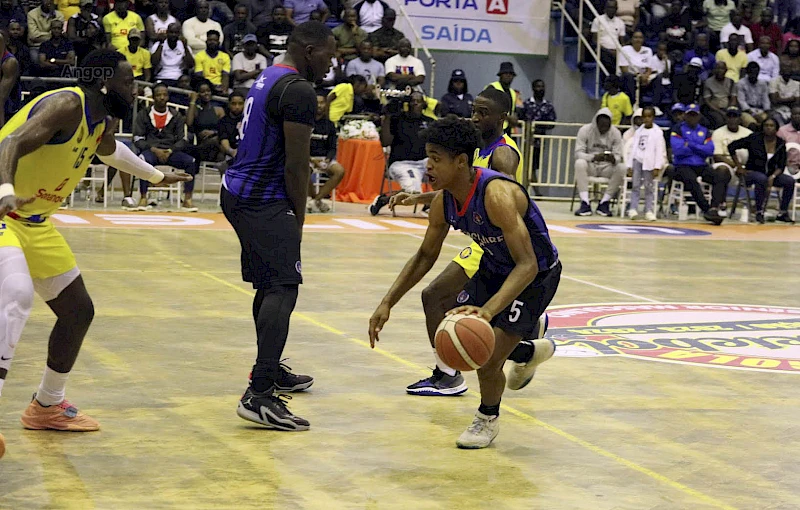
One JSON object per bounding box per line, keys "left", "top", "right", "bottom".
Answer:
{"left": 0, "top": 218, "right": 77, "bottom": 280}
{"left": 452, "top": 241, "right": 484, "bottom": 278}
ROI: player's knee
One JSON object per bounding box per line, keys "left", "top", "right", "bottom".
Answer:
{"left": 5, "top": 274, "right": 34, "bottom": 317}
{"left": 421, "top": 280, "right": 448, "bottom": 311}
{"left": 70, "top": 293, "right": 95, "bottom": 328}
{"left": 329, "top": 162, "right": 345, "bottom": 179}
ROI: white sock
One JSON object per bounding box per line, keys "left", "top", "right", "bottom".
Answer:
{"left": 579, "top": 191, "right": 590, "bottom": 203}
{"left": 433, "top": 349, "right": 457, "bottom": 376}
{"left": 0, "top": 377, "right": 4, "bottom": 398}
{"left": 600, "top": 193, "right": 612, "bottom": 203}
{"left": 36, "top": 367, "right": 70, "bottom": 406}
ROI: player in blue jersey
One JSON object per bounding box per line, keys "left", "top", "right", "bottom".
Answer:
{"left": 221, "top": 21, "right": 337, "bottom": 432}
{"left": 369, "top": 117, "right": 562, "bottom": 449}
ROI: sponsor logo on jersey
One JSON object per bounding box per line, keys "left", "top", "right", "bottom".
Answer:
{"left": 459, "top": 246, "right": 473, "bottom": 259}
{"left": 295, "top": 261, "right": 302, "bottom": 274}
{"left": 473, "top": 211, "right": 483, "bottom": 225}
{"left": 457, "top": 290, "right": 470, "bottom": 304}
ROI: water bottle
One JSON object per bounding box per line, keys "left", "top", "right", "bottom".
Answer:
{"left": 740, "top": 206, "right": 749, "bottom": 223}
{"left": 678, "top": 203, "right": 688, "bottom": 221}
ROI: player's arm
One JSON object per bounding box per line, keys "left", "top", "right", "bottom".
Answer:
{"left": 281, "top": 81, "right": 318, "bottom": 235}
{"left": 488, "top": 145, "right": 520, "bottom": 178}
{"left": 459, "top": 180, "right": 538, "bottom": 321}
{"left": 0, "top": 56, "right": 18, "bottom": 127}
{"left": 369, "top": 193, "right": 449, "bottom": 347}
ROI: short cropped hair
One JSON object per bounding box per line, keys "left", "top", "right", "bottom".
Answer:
{"left": 77, "top": 48, "right": 128, "bottom": 86}
{"left": 420, "top": 117, "right": 480, "bottom": 168}
{"left": 288, "top": 21, "right": 333, "bottom": 48}
{"left": 478, "top": 87, "right": 511, "bottom": 114}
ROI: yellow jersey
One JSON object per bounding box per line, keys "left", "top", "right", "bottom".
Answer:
{"left": 328, "top": 82, "right": 353, "bottom": 124}
{"left": 473, "top": 134, "right": 524, "bottom": 183}
{"left": 0, "top": 86, "right": 107, "bottom": 222}
{"left": 194, "top": 50, "right": 231, "bottom": 86}
{"left": 102, "top": 11, "right": 145, "bottom": 50}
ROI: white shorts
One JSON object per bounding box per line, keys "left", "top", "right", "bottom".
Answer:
{"left": 388, "top": 159, "right": 428, "bottom": 193}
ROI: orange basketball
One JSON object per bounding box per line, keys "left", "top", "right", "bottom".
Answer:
{"left": 434, "top": 313, "right": 496, "bottom": 372}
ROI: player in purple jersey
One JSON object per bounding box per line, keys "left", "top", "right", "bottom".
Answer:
{"left": 369, "top": 117, "right": 562, "bottom": 449}
{"left": 221, "top": 21, "right": 336, "bottom": 432}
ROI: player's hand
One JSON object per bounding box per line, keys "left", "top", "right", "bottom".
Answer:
{"left": 447, "top": 305, "right": 493, "bottom": 322}
{"left": 389, "top": 192, "right": 417, "bottom": 210}
{"left": 159, "top": 172, "right": 193, "bottom": 184}
{"left": 0, "top": 194, "right": 34, "bottom": 220}
{"left": 369, "top": 303, "right": 391, "bottom": 348}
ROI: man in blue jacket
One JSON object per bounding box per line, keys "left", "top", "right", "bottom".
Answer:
{"left": 670, "top": 103, "right": 730, "bottom": 225}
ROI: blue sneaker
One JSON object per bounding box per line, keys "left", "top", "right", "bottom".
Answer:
{"left": 406, "top": 367, "right": 468, "bottom": 396}
{"left": 595, "top": 201, "right": 612, "bottom": 217}
{"left": 574, "top": 201, "right": 592, "bottom": 216}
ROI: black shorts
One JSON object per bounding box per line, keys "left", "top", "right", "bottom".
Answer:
{"left": 221, "top": 186, "right": 302, "bottom": 288}
{"left": 461, "top": 261, "right": 561, "bottom": 338}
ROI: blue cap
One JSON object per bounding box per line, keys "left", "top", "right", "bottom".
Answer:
{"left": 243, "top": 34, "right": 258, "bottom": 44}
{"left": 685, "top": 103, "right": 701, "bottom": 114}
{"left": 725, "top": 106, "right": 741, "bottom": 116}
{"left": 672, "top": 103, "right": 686, "bottom": 112}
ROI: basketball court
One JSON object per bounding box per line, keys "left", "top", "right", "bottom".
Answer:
{"left": 1, "top": 204, "right": 799, "bottom": 509}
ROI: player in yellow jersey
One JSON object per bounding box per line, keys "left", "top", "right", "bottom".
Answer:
{"left": 0, "top": 49, "right": 190, "bottom": 459}
{"left": 389, "top": 88, "right": 553, "bottom": 396}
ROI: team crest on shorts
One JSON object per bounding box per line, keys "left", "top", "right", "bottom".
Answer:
{"left": 473, "top": 211, "right": 483, "bottom": 225}
{"left": 456, "top": 290, "right": 470, "bottom": 304}
{"left": 295, "top": 261, "right": 302, "bottom": 274}
{"left": 459, "top": 247, "right": 472, "bottom": 259}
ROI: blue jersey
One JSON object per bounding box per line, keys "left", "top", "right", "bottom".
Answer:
{"left": 442, "top": 168, "right": 558, "bottom": 275}
{"left": 224, "top": 64, "right": 315, "bottom": 202}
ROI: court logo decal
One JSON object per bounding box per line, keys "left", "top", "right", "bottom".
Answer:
{"left": 457, "top": 290, "right": 470, "bottom": 304}
{"left": 459, "top": 247, "right": 473, "bottom": 259}
{"left": 548, "top": 303, "right": 800, "bottom": 373}
{"left": 575, "top": 224, "right": 711, "bottom": 236}
{"left": 473, "top": 211, "right": 484, "bottom": 225}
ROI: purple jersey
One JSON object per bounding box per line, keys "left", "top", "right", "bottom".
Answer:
{"left": 224, "top": 64, "right": 314, "bottom": 202}
{"left": 442, "top": 168, "right": 559, "bottom": 274}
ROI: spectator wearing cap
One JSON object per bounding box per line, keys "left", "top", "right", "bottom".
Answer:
{"left": 769, "top": 64, "right": 800, "bottom": 124}
{"left": 118, "top": 28, "right": 152, "bottom": 81}
{"left": 485, "top": 62, "right": 518, "bottom": 131}
{"left": 183, "top": 0, "right": 223, "bottom": 53}
{"left": 683, "top": 33, "right": 715, "bottom": 81}
{"left": 102, "top": 0, "right": 144, "bottom": 51}
{"left": 256, "top": 5, "right": 293, "bottom": 59}
{"left": 439, "top": 69, "right": 473, "bottom": 118}
{"left": 747, "top": 6, "right": 782, "bottom": 55}
{"left": 223, "top": 3, "right": 256, "bottom": 55}
{"left": 333, "top": 8, "right": 367, "bottom": 63}
{"left": 152, "top": 22, "right": 194, "bottom": 86}
{"left": 720, "top": 9, "right": 754, "bottom": 52}
{"left": 600, "top": 74, "right": 632, "bottom": 125}
{"left": 738, "top": 61, "right": 771, "bottom": 128}
{"left": 28, "top": 0, "right": 65, "bottom": 61}
{"left": 231, "top": 34, "right": 267, "bottom": 93}
{"left": 384, "top": 38, "right": 425, "bottom": 89}
{"left": 353, "top": 0, "right": 389, "bottom": 33}
{"left": 194, "top": 29, "right": 230, "bottom": 94}
{"left": 285, "top": 0, "right": 329, "bottom": 25}
{"left": 0, "top": 0, "right": 26, "bottom": 33}
{"left": 674, "top": 57, "right": 704, "bottom": 104}
{"left": 716, "top": 33, "right": 749, "bottom": 81}
{"left": 146, "top": 0, "right": 178, "bottom": 50}
{"left": 67, "top": 0, "right": 105, "bottom": 63}
{"left": 345, "top": 40, "right": 385, "bottom": 86}
{"left": 703, "top": 61, "right": 738, "bottom": 129}
{"left": 711, "top": 106, "right": 752, "bottom": 179}
{"left": 573, "top": 107, "right": 626, "bottom": 217}
{"left": 367, "top": 8, "right": 404, "bottom": 63}
{"left": 727, "top": 117, "right": 795, "bottom": 223}
{"left": 670, "top": 103, "right": 729, "bottom": 224}
{"left": 37, "top": 17, "right": 73, "bottom": 77}
{"left": 747, "top": 36, "right": 780, "bottom": 82}
{"left": 778, "top": 105, "right": 800, "bottom": 143}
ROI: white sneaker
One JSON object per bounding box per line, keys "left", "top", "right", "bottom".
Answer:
{"left": 456, "top": 412, "right": 499, "bottom": 449}
{"left": 315, "top": 198, "right": 330, "bottom": 213}
{"left": 627, "top": 209, "right": 638, "bottom": 219}
{"left": 306, "top": 197, "right": 317, "bottom": 213}
{"left": 121, "top": 197, "right": 137, "bottom": 210}
{"left": 505, "top": 338, "right": 556, "bottom": 390}
{"left": 644, "top": 211, "right": 657, "bottom": 221}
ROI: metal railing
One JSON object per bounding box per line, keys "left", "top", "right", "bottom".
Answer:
{"left": 390, "top": 0, "right": 436, "bottom": 97}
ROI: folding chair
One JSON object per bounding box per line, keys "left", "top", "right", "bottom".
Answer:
{"left": 666, "top": 178, "right": 712, "bottom": 220}
{"left": 618, "top": 175, "right": 659, "bottom": 217}
{"left": 198, "top": 160, "right": 224, "bottom": 205}
{"left": 70, "top": 164, "right": 109, "bottom": 208}
{"left": 570, "top": 176, "right": 610, "bottom": 212}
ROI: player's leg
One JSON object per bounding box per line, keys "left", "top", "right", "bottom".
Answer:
{"left": 167, "top": 151, "right": 198, "bottom": 211}
{"left": 311, "top": 160, "right": 345, "bottom": 209}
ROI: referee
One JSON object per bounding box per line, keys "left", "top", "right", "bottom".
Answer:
{"left": 221, "top": 21, "right": 336, "bottom": 431}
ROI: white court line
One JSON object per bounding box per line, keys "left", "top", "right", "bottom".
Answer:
{"left": 51, "top": 214, "right": 91, "bottom": 224}
{"left": 379, "top": 219, "right": 428, "bottom": 229}
{"left": 304, "top": 224, "right": 344, "bottom": 229}
{"left": 334, "top": 219, "right": 388, "bottom": 230}
{"left": 404, "top": 233, "right": 660, "bottom": 303}
{"left": 548, "top": 225, "right": 586, "bottom": 234}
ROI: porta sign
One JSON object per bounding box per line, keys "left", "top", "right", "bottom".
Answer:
{"left": 394, "top": 0, "right": 550, "bottom": 55}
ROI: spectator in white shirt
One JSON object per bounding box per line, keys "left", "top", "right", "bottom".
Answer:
{"left": 151, "top": 22, "right": 194, "bottom": 86}
{"left": 720, "top": 9, "right": 754, "bottom": 52}
{"left": 591, "top": 1, "right": 626, "bottom": 78}
{"left": 769, "top": 64, "right": 800, "bottom": 124}
{"left": 617, "top": 30, "right": 652, "bottom": 101}
{"left": 384, "top": 38, "right": 425, "bottom": 89}
{"left": 146, "top": 0, "right": 177, "bottom": 51}
{"left": 345, "top": 40, "right": 385, "bottom": 86}
{"left": 353, "top": 0, "right": 389, "bottom": 33}
{"left": 747, "top": 35, "right": 780, "bottom": 82}
{"left": 182, "top": 0, "right": 223, "bottom": 53}
{"left": 231, "top": 34, "right": 268, "bottom": 92}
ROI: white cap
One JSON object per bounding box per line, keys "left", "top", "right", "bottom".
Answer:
{"left": 689, "top": 57, "right": 704, "bottom": 68}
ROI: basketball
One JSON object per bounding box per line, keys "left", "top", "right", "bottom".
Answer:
{"left": 434, "top": 313, "right": 496, "bottom": 372}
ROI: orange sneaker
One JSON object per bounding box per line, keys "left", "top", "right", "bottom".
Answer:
{"left": 0, "top": 431, "right": 5, "bottom": 458}
{"left": 20, "top": 394, "right": 100, "bottom": 432}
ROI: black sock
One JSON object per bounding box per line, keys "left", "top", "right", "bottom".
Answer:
{"left": 508, "top": 341, "right": 534, "bottom": 363}
{"left": 251, "top": 377, "right": 274, "bottom": 393}
{"left": 478, "top": 403, "right": 500, "bottom": 417}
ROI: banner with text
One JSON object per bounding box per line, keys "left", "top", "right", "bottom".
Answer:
{"left": 393, "top": 0, "right": 550, "bottom": 56}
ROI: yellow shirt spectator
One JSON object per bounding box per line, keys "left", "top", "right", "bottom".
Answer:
{"left": 600, "top": 91, "right": 633, "bottom": 124}
{"left": 327, "top": 82, "right": 354, "bottom": 124}
{"left": 103, "top": 10, "right": 144, "bottom": 50}
{"left": 118, "top": 44, "right": 152, "bottom": 78}
{"left": 194, "top": 50, "right": 231, "bottom": 86}
{"left": 715, "top": 48, "right": 749, "bottom": 82}
{"left": 57, "top": 0, "right": 80, "bottom": 19}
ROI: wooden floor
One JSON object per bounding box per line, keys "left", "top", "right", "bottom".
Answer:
{"left": 1, "top": 212, "right": 800, "bottom": 510}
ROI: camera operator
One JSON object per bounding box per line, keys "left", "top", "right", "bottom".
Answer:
{"left": 370, "top": 90, "right": 435, "bottom": 215}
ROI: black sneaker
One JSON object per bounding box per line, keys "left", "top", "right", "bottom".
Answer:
{"left": 369, "top": 193, "right": 390, "bottom": 216}
{"left": 703, "top": 208, "right": 724, "bottom": 225}
{"left": 756, "top": 211, "right": 766, "bottom": 224}
{"left": 406, "top": 367, "right": 467, "bottom": 396}
{"left": 595, "top": 201, "right": 612, "bottom": 217}
{"left": 237, "top": 386, "right": 310, "bottom": 431}
{"left": 574, "top": 201, "right": 592, "bottom": 216}
{"left": 275, "top": 360, "right": 314, "bottom": 392}
{"left": 776, "top": 212, "right": 795, "bottom": 224}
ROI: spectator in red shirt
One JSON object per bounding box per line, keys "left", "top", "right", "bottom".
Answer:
{"left": 748, "top": 6, "right": 782, "bottom": 54}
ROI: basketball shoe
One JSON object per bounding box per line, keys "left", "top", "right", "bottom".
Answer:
{"left": 237, "top": 386, "right": 310, "bottom": 431}
{"left": 406, "top": 367, "right": 468, "bottom": 396}
{"left": 506, "top": 313, "right": 554, "bottom": 390}
{"left": 456, "top": 411, "right": 499, "bottom": 449}
{"left": 20, "top": 394, "right": 100, "bottom": 431}
{"left": 248, "top": 360, "right": 313, "bottom": 393}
